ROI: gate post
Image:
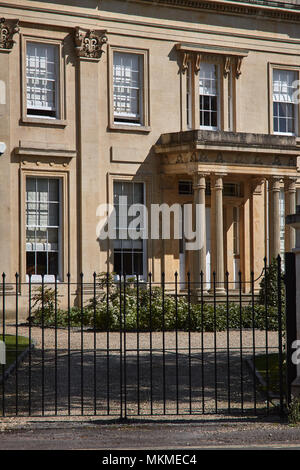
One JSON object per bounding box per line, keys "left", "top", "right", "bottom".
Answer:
{"left": 284, "top": 252, "right": 297, "bottom": 403}
{"left": 286, "top": 206, "right": 300, "bottom": 398}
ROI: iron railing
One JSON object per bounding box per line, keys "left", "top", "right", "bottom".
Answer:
{"left": 0, "top": 256, "right": 287, "bottom": 419}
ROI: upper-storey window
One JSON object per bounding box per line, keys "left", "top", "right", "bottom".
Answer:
{"left": 109, "top": 46, "right": 150, "bottom": 131}
{"left": 26, "top": 42, "right": 59, "bottom": 119}
{"left": 113, "top": 52, "right": 143, "bottom": 125}
{"left": 273, "top": 69, "right": 297, "bottom": 135}
{"left": 199, "top": 63, "right": 219, "bottom": 130}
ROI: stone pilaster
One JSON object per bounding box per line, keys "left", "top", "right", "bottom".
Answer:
{"left": 251, "top": 178, "right": 265, "bottom": 279}
{"left": 211, "top": 174, "right": 226, "bottom": 293}
{"left": 285, "top": 177, "right": 297, "bottom": 252}
{"left": 75, "top": 28, "right": 107, "bottom": 278}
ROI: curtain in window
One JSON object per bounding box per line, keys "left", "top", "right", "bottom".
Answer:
{"left": 113, "top": 52, "right": 141, "bottom": 123}
{"left": 273, "top": 69, "right": 297, "bottom": 134}
{"left": 26, "top": 178, "right": 60, "bottom": 277}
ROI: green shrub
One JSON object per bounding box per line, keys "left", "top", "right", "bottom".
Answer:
{"left": 28, "top": 273, "right": 284, "bottom": 332}
{"left": 258, "top": 257, "right": 285, "bottom": 309}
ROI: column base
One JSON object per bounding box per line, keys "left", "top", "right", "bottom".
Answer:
{"left": 208, "top": 287, "right": 226, "bottom": 295}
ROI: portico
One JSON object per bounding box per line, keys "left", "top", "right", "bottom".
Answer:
{"left": 155, "top": 130, "right": 300, "bottom": 292}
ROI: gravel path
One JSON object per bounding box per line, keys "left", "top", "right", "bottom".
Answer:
{"left": 1, "top": 325, "right": 280, "bottom": 418}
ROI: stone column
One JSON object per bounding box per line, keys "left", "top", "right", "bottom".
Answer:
{"left": 285, "top": 177, "right": 297, "bottom": 252}
{"left": 269, "top": 177, "right": 282, "bottom": 261}
{"left": 251, "top": 178, "right": 265, "bottom": 280}
{"left": 192, "top": 172, "right": 207, "bottom": 291}
{"left": 211, "top": 174, "right": 225, "bottom": 293}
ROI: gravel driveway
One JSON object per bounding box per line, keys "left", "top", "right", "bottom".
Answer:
{"left": 1, "top": 325, "right": 280, "bottom": 418}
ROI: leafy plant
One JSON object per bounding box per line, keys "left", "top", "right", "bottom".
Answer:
{"left": 28, "top": 272, "right": 284, "bottom": 332}
{"left": 258, "top": 257, "right": 285, "bottom": 309}
{"left": 288, "top": 397, "right": 300, "bottom": 425}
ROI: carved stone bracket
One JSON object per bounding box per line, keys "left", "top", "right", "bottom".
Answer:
{"left": 181, "top": 52, "right": 189, "bottom": 74}
{"left": 74, "top": 27, "right": 107, "bottom": 60}
{"left": 224, "top": 56, "right": 231, "bottom": 78}
{"left": 195, "top": 53, "right": 201, "bottom": 74}
{"left": 0, "top": 18, "right": 19, "bottom": 51}
{"left": 251, "top": 178, "right": 265, "bottom": 196}
{"left": 236, "top": 57, "right": 243, "bottom": 78}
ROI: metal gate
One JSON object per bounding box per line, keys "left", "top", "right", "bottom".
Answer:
{"left": 0, "top": 256, "right": 288, "bottom": 418}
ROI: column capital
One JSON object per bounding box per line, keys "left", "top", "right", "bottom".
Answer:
{"left": 269, "top": 176, "right": 282, "bottom": 192}
{"left": 74, "top": 27, "right": 107, "bottom": 60}
{"left": 193, "top": 171, "right": 209, "bottom": 190}
{"left": 0, "top": 18, "right": 19, "bottom": 51}
{"left": 284, "top": 176, "right": 297, "bottom": 193}
{"left": 210, "top": 173, "right": 227, "bottom": 190}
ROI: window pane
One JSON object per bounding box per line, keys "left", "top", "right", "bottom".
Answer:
{"left": 37, "top": 179, "right": 48, "bottom": 202}
{"left": 48, "top": 252, "right": 58, "bottom": 275}
{"left": 133, "top": 250, "right": 143, "bottom": 275}
{"left": 49, "top": 204, "right": 59, "bottom": 226}
{"left": 36, "top": 252, "right": 47, "bottom": 275}
{"left": 26, "top": 252, "right": 35, "bottom": 276}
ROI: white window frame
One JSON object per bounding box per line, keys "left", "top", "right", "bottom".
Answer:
{"left": 109, "top": 46, "right": 150, "bottom": 132}
{"left": 21, "top": 35, "right": 66, "bottom": 125}
{"left": 25, "top": 177, "right": 62, "bottom": 283}
{"left": 26, "top": 41, "right": 60, "bottom": 119}
{"left": 113, "top": 51, "right": 143, "bottom": 125}
{"left": 113, "top": 181, "right": 147, "bottom": 281}
{"left": 270, "top": 64, "right": 300, "bottom": 137}
{"left": 199, "top": 62, "right": 220, "bottom": 131}
{"left": 272, "top": 68, "right": 298, "bottom": 136}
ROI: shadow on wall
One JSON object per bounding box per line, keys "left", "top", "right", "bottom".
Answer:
{"left": 30, "top": 0, "right": 102, "bottom": 9}
{"left": 30, "top": 0, "right": 300, "bottom": 41}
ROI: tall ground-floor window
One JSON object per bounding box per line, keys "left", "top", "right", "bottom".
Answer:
{"left": 26, "top": 177, "right": 61, "bottom": 281}
{"left": 113, "top": 181, "right": 146, "bottom": 278}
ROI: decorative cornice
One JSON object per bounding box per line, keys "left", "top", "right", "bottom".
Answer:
{"left": 135, "top": 0, "right": 300, "bottom": 23}
{"left": 74, "top": 27, "right": 107, "bottom": 60}
{"left": 0, "top": 18, "right": 19, "bottom": 51}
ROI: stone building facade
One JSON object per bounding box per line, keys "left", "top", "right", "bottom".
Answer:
{"left": 0, "top": 0, "right": 300, "bottom": 302}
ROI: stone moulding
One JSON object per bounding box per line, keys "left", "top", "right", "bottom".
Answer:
{"left": 136, "top": 0, "right": 300, "bottom": 22}
{"left": 74, "top": 27, "right": 107, "bottom": 60}
{"left": 0, "top": 17, "right": 19, "bottom": 51}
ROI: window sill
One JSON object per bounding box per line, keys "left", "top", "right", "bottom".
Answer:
{"left": 273, "top": 131, "right": 296, "bottom": 136}
{"left": 109, "top": 123, "right": 151, "bottom": 133}
{"left": 21, "top": 116, "right": 67, "bottom": 127}
{"left": 199, "top": 126, "right": 219, "bottom": 131}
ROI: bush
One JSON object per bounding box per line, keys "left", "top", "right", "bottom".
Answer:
{"left": 258, "top": 257, "right": 285, "bottom": 309}
{"left": 28, "top": 273, "right": 283, "bottom": 332}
